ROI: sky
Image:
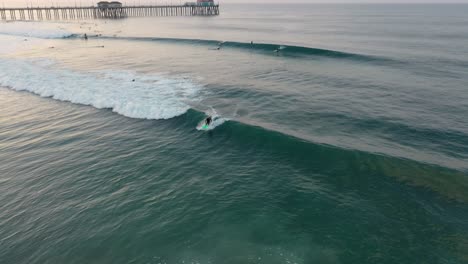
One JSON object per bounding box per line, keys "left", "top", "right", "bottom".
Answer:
{"left": 2, "top": 0, "right": 468, "bottom": 7}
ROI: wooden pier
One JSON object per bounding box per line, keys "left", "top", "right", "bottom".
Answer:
{"left": 0, "top": 5, "right": 220, "bottom": 21}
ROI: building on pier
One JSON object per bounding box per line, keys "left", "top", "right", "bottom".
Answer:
{"left": 198, "top": 0, "right": 215, "bottom": 6}
{"left": 185, "top": 0, "right": 215, "bottom": 6}
{"left": 97, "top": 1, "right": 125, "bottom": 19}
{"left": 97, "top": 1, "right": 123, "bottom": 9}
{"left": 97, "top": 1, "right": 110, "bottom": 8}
{"left": 109, "top": 2, "right": 123, "bottom": 8}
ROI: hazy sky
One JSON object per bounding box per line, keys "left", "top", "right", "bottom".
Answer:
{"left": 2, "top": 0, "right": 468, "bottom": 7}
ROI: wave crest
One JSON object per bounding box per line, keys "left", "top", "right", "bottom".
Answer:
{"left": 0, "top": 58, "right": 201, "bottom": 120}
{"left": 93, "top": 35, "right": 387, "bottom": 62}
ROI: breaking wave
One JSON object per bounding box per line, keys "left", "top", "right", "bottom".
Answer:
{"left": 87, "top": 35, "right": 392, "bottom": 62}
{"left": 0, "top": 58, "right": 201, "bottom": 120}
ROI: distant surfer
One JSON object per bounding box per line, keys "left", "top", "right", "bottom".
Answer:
{"left": 84, "top": 33, "right": 88, "bottom": 40}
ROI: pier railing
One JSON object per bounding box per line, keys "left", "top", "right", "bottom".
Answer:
{"left": 0, "top": 5, "right": 220, "bottom": 21}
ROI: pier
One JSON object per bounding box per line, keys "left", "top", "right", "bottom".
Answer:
{"left": 0, "top": 5, "right": 220, "bottom": 21}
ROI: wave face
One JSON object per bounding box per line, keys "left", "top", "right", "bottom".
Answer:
{"left": 181, "top": 109, "right": 468, "bottom": 203}
{"left": 2, "top": 86, "right": 467, "bottom": 264}
{"left": 0, "top": 21, "right": 74, "bottom": 39}
{"left": 93, "top": 36, "right": 387, "bottom": 62}
{"left": 0, "top": 58, "right": 201, "bottom": 120}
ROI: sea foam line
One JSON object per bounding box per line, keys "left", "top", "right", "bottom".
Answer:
{"left": 0, "top": 58, "right": 201, "bottom": 120}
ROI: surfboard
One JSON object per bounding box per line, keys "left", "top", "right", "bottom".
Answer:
{"left": 197, "top": 120, "right": 211, "bottom": 131}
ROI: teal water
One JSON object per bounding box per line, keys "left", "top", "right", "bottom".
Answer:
{"left": 1, "top": 4, "right": 468, "bottom": 264}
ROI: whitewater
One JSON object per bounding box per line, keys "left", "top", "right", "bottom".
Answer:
{"left": 0, "top": 23, "right": 204, "bottom": 120}
{"left": 0, "top": 58, "right": 201, "bottom": 120}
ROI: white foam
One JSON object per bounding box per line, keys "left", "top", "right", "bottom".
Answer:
{"left": 0, "top": 21, "right": 73, "bottom": 39}
{"left": 0, "top": 58, "right": 201, "bottom": 120}
{"left": 196, "top": 116, "right": 228, "bottom": 131}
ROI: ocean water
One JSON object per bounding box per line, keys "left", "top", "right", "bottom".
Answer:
{"left": 1, "top": 4, "right": 468, "bottom": 264}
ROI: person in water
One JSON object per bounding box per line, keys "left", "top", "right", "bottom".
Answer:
{"left": 84, "top": 33, "right": 88, "bottom": 40}
{"left": 205, "top": 116, "right": 213, "bottom": 125}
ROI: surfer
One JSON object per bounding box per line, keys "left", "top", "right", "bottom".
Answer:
{"left": 84, "top": 33, "right": 88, "bottom": 40}
{"left": 205, "top": 116, "right": 213, "bottom": 126}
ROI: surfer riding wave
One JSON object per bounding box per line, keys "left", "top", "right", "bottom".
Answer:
{"left": 196, "top": 108, "right": 229, "bottom": 131}
{"left": 205, "top": 116, "right": 213, "bottom": 125}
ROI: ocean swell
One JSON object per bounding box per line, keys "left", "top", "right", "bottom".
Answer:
{"left": 0, "top": 22, "right": 390, "bottom": 62}
{"left": 0, "top": 58, "right": 201, "bottom": 120}
{"left": 90, "top": 35, "right": 389, "bottom": 62}
{"left": 180, "top": 109, "right": 468, "bottom": 203}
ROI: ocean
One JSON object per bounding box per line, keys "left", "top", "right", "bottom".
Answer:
{"left": 1, "top": 3, "right": 468, "bottom": 264}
